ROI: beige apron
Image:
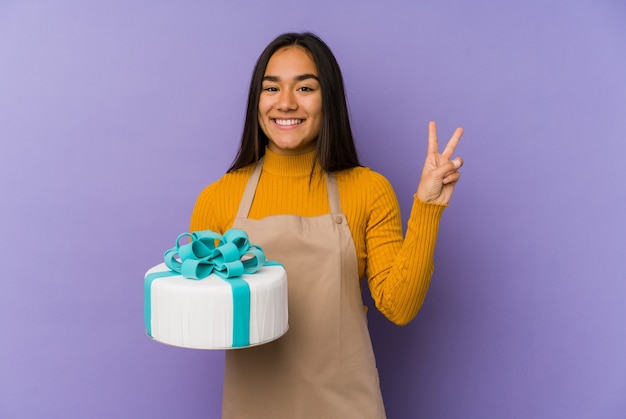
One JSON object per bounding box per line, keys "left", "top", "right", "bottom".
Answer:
{"left": 223, "top": 160, "right": 386, "bottom": 418}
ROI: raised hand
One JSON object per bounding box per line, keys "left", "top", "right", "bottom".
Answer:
{"left": 416, "top": 121, "right": 464, "bottom": 205}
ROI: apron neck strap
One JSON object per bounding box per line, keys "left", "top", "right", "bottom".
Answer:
{"left": 325, "top": 171, "right": 341, "bottom": 215}
{"left": 236, "top": 158, "right": 264, "bottom": 219}
{"left": 236, "top": 158, "right": 343, "bottom": 219}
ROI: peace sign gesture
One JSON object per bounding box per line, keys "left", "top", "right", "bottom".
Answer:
{"left": 416, "top": 121, "right": 464, "bottom": 205}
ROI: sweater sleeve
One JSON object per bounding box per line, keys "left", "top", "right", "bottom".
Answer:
{"left": 189, "top": 182, "right": 228, "bottom": 234}
{"left": 365, "top": 173, "right": 446, "bottom": 325}
{"left": 189, "top": 167, "right": 253, "bottom": 234}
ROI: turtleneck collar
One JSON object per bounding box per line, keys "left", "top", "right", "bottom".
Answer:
{"left": 262, "top": 147, "right": 321, "bottom": 177}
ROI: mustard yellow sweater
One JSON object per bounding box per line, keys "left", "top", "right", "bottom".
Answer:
{"left": 190, "top": 148, "right": 445, "bottom": 325}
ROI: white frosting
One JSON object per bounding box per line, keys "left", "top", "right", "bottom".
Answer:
{"left": 146, "top": 263, "right": 288, "bottom": 349}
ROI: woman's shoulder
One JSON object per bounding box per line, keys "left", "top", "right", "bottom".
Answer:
{"left": 336, "top": 165, "right": 396, "bottom": 193}
{"left": 191, "top": 164, "right": 256, "bottom": 233}
{"left": 197, "top": 164, "right": 255, "bottom": 197}
{"left": 334, "top": 166, "right": 399, "bottom": 213}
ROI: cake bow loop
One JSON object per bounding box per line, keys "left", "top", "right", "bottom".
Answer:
{"left": 163, "top": 228, "right": 267, "bottom": 280}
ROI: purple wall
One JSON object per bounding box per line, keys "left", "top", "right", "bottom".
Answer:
{"left": 1, "top": 1, "right": 625, "bottom": 418}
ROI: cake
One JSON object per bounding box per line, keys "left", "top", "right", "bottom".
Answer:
{"left": 144, "top": 229, "right": 288, "bottom": 350}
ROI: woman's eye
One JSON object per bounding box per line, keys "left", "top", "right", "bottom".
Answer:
{"left": 263, "top": 86, "right": 278, "bottom": 92}
{"left": 298, "top": 86, "right": 314, "bottom": 92}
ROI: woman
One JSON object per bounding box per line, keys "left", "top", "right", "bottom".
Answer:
{"left": 190, "top": 32, "right": 463, "bottom": 419}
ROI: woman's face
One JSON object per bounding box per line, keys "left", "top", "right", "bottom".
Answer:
{"left": 258, "top": 46, "right": 322, "bottom": 155}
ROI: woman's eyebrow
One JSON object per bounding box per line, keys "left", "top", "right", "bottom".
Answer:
{"left": 262, "top": 73, "right": 320, "bottom": 82}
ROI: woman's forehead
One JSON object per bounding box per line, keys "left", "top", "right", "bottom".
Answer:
{"left": 264, "top": 46, "right": 318, "bottom": 77}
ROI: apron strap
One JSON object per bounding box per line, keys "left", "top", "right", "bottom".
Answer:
{"left": 325, "top": 172, "right": 342, "bottom": 215}
{"left": 236, "top": 157, "right": 344, "bottom": 218}
{"left": 236, "top": 158, "right": 264, "bottom": 219}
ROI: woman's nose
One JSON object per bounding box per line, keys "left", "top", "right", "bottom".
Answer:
{"left": 276, "top": 90, "right": 297, "bottom": 111}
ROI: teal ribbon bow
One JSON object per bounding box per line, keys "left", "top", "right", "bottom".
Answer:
{"left": 164, "top": 229, "right": 267, "bottom": 280}
{"left": 145, "top": 229, "right": 271, "bottom": 348}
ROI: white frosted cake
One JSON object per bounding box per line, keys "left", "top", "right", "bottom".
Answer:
{"left": 144, "top": 263, "right": 288, "bottom": 349}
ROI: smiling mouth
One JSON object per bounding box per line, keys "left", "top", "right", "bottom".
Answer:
{"left": 273, "top": 118, "right": 303, "bottom": 127}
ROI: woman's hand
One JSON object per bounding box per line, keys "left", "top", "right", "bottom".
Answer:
{"left": 416, "top": 121, "right": 464, "bottom": 205}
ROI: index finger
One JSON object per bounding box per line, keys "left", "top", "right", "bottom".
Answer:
{"left": 441, "top": 127, "right": 464, "bottom": 160}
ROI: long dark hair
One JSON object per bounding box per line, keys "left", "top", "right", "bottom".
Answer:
{"left": 227, "top": 32, "right": 360, "bottom": 173}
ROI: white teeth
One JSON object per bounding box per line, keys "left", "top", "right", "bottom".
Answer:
{"left": 274, "top": 119, "right": 302, "bottom": 126}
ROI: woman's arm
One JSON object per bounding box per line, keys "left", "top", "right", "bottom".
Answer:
{"left": 366, "top": 122, "right": 464, "bottom": 325}
{"left": 365, "top": 176, "right": 446, "bottom": 325}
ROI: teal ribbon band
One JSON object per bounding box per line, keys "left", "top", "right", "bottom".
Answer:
{"left": 144, "top": 228, "right": 274, "bottom": 348}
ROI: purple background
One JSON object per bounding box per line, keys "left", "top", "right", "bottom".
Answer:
{"left": 1, "top": 1, "right": 625, "bottom": 418}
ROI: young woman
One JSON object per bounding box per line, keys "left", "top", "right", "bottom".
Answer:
{"left": 190, "top": 32, "right": 464, "bottom": 418}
